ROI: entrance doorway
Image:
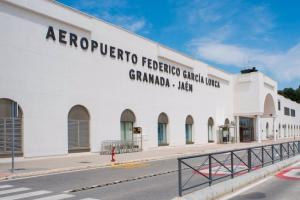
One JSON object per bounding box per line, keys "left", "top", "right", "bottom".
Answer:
{"left": 158, "top": 113, "right": 169, "bottom": 146}
{"left": 0, "top": 98, "right": 23, "bottom": 157}
{"left": 68, "top": 105, "right": 90, "bottom": 153}
{"left": 120, "top": 109, "right": 136, "bottom": 142}
{"left": 239, "top": 117, "right": 254, "bottom": 142}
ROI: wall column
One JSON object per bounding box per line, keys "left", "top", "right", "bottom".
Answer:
{"left": 272, "top": 117, "right": 276, "bottom": 142}
{"left": 235, "top": 116, "right": 240, "bottom": 143}
{"left": 256, "top": 115, "right": 261, "bottom": 143}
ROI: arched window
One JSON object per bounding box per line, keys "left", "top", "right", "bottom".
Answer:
{"left": 120, "top": 109, "right": 136, "bottom": 141}
{"left": 185, "top": 115, "right": 194, "bottom": 144}
{"left": 208, "top": 117, "right": 214, "bottom": 143}
{"left": 158, "top": 113, "right": 169, "bottom": 146}
{"left": 68, "top": 105, "right": 90, "bottom": 153}
{"left": 0, "top": 98, "right": 23, "bottom": 157}
{"left": 278, "top": 124, "right": 281, "bottom": 138}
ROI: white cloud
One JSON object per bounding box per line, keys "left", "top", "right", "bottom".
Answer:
{"left": 101, "top": 12, "right": 146, "bottom": 32}
{"left": 190, "top": 41, "right": 300, "bottom": 81}
{"left": 72, "top": 0, "right": 148, "bottom": 33}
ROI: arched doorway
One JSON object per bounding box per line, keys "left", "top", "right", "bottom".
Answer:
{"left": 120, "top": 109, "right": 136, "bottom": 141}
{"left": 158, "top": 113, "right": 169, "bottom": 146}
{"left": 68, "top": 105, "right": 90, "bottom": 153}
{"left": 263, "top": 94, "right": 276, "bottom": 117}
{"left": 208, "top": 117, "right": 214, "bottom": 143}
{"left": 185, "top": 115, "right": 194, "bottom": 144}
{"left": 0, "top": 98, "right": 23, "bottom": 157}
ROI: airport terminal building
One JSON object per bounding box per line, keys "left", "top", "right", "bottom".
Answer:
{"left": 1, "top": 0, "right": 300, "bottom": 158}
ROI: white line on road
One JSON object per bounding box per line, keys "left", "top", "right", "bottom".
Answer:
{"left": 80, "top": 198, "right": 101, "bottom": 200}
{"left": 0, "top": 186, "right": 12, "bottom": 189}
{"left": 0, "top": 190, "right": 51, "bottom": 200}
{"left": 33, "top": 193, "right": 75, "bottom": 200}
{"left": 0, "top": 187, "right": 30, "bottom": 195}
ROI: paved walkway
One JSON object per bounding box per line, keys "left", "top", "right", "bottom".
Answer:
{"left": 0, "top": 138, "right": 299, "bottom": 181}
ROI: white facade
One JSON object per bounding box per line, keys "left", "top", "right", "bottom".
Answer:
{"left": 0, "top": 0, "right": 299, "bottom": 158}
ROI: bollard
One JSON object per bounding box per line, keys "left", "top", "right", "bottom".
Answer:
{"left": 111, "top": 147, "right": 116, "bottom": 162}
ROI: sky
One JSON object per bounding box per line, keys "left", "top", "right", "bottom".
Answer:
{"left": 57, "top": 0, "right": 300, "bottom": 90}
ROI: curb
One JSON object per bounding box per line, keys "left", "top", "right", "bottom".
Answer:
{"left": 174, "top": 155, "right": 300, "bottom": 200}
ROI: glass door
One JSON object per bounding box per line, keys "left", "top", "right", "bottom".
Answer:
{"left": 158, "top": 123, "right": 167, "bottom": 145}
{"left": 121, "top": 122, "right": 133, "bottom": 141}
{"left": 185, "top": 124, "right": 193, "bottom": 144}
{"left": 239, "top": 117, "right": 254, "bottom": 142}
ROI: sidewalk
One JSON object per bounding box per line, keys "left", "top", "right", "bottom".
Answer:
{"left": 0, "top": 138, "right": 299, "bottom": 181}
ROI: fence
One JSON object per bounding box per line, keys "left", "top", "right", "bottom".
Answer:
{"left": 178, "top": 140, "right": 300, "bottom": 196}
{"left": 68, "top": 120, "right": 90, "bottom": 152}
{"left": 0, "top": 118, "right": 23, "bottom": 157}
{"left": 100, "top": 139, "right": 142, "bottom": 155}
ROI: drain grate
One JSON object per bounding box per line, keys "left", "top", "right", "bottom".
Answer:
{"left": 79, "top": 161, "right": 91, "bottom": 164}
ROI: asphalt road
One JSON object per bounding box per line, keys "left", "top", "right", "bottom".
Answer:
{"left": 0, "top": 150, "right": 277, "bottom": 200}
{"left": 228, "top": 162, "right": 300, "bottom": 200}
{"left": 0, "top": 158, "right": 180, "bottom": 200}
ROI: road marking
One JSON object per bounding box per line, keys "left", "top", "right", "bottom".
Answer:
{"left": 111, "top": 162, "right": 148, "bottom": 169}
{"left": 0, "top": 190, "right": 51, "bottom": 200}
{"left": 33, "top": 193, "right": 74, "bottom": 200}
{"left": 0, "top": 187, "right": 30, "bottom": 195}
{"left": 65, "top": 169, "right": 179, "bottom": 193}
{"left": 276, "top": 167, "right": 300, "bottom": 180}
{"left": 0, "top": 185, "right": 12, "bottom": 189}
{"left": 80, "top": 198, "right": 100, "bottom": 200}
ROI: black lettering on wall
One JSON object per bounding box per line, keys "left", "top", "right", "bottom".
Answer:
{"left": 100, "top": 43, "right": 107, "bottom": 55}
{"left": 110, "top": 46, "right": 116, "bottom": 58}
{"left": 46, "top": 26, "right": 56, "bottom": 41}
{"left": 117, "top": 49, "right": 123, "bottom": 60}
{"left": 59, "top": 29, "right": 67, "bottom": 44}
{"left": 129, "top": 69, "right": 135, "bottom": 80}
{"left": 125, "top": 51, "right": 130, "bottom": 62}
{"left": 80, "top": 37, "right": 89, "bottom": 50}
{"left": 91, "top": 40, "right": 98, "bottom": 52}
{"left": 69, "top": 33, "right": 78, "bottom": 47}
{"left": 132, "top": 54, "right": 138, "bottom": 64}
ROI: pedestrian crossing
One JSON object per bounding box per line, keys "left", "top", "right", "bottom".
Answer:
{"left": 0, "top": 185, "right": 100, "bottom": 200}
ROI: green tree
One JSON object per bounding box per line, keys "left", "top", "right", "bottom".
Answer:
{"left": 278, "top": 85, "right": 300, "bottom": 103}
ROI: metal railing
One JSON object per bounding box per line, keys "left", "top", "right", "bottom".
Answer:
{"left": 178, "top": 140, "right": 300, "bottom": 196}
{"left": 100, "top": 140, "right": 142, "bottom": 155}
{"left": 0, "top": 118, "right": 23, "bottom": 157}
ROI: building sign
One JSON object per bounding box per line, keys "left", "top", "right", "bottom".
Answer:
{"left": 133, "top": 127, "right": 142, "bottom": 134}
{"left": 45, "top": 26, "right": 221, "bottom": 92}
